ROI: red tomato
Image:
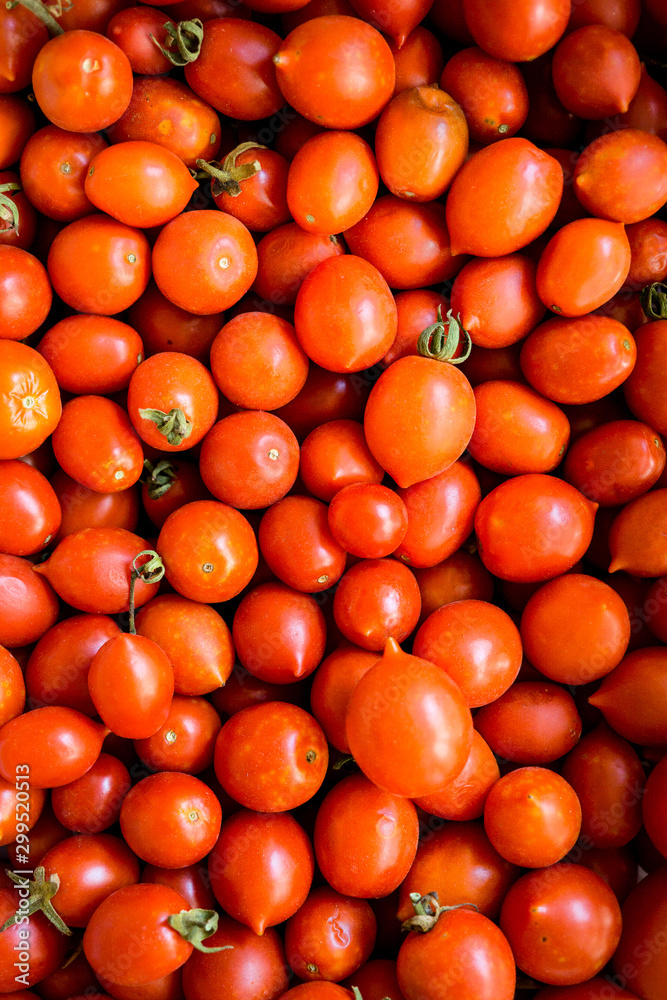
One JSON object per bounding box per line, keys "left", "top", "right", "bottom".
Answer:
{"left": 127, "top": 352, "right": 219, "bottom": 452}
{"left": 0, "top": 706, "right": 107, "bottom": 789}
{"left": 574, "top": 128, "right": 667, "bottom": 224}
{"left": 299, "top": 419, "right": 384, "bottom": 502}
{"left": 314, "top": 774, "right": 419, "bottom": 899}
{"left": 141, "top": 459, "right": 211, "bottom": 532}
{"left": 0, "top": 885, "right": 68, "bottom": 992}
{"left": 374, "top": 85, "right": 468, "bottom": 201}
{"left": 0, "top": 95, "right": 35, "bottom": 167}
{"left": 106, "top": 7, "right": 177, "bottom": 75}
{"left": 287, "top": 131, "right": 378, "bottom": 234}
{"left": 333, "top": 558, "right": 421, "bottom": 651}
{"left": 474, "top": 681, "right": 582, "bottom": 763}
{"left": 390, "top": 26, "right": 444, "bottom": 96}
{"left": 536, "top": 219, "right": 631, "bottom": 316}
{"left": 88, "top": 633, "right": 174, "bottom": 740}
{"left": 232, "top": 581, "right": 326, "bottom": 683}
{"left": 520, "top": 574, "right": 630, "bottom": 685}
{"left": 445, "top": 139, "right": 563, "bottom": 257}
{"left": 413, "top": 550, "right": 494, "bottom": 624}
{"left": 642, "top": 753, "right": 667, "bottom": 860}
{"left": 309, "top": 643, "right": 380, "bottom": 753}
{"left": 364, "top": 355, "right": 476, "bottom": 489}
{"left": 0, "top": 459, "right": 61, "bottom": 556}
{"left": 327, "top": 483, "right": 408, "bottom": 559}
{"left": 414, "top": 729, "right": 500, "bottom": 822}
{"left": 259, "top": 496, "right": 347, "bottom": 593}
{"left": 0, "top": 646, "right": 25, "bottom": 731}
{"left": 38, "top": 315, "right": 143, "bottom": 395}
{"left": 214, "top": 701, "right": 328, "bottom": 811}
{"left": 463, "top": 0, "right": 570, "bottom": 61}
{"left": 383, "top": 289, "right": 450, "bottom": 367}
{"left": 52, "top": 469, "right": 140, "bottom": 542}
{"left": 157, "top": 500, "right": 258, "bottom": 603}
{"left": 208, "top": 810, "right": 314, "bottom": 934}
{"left": 253, "top": 223, "right": 345, "bottom": 307}
{"left": 440, "top": 47, "right": 528, "bottom": 144}
{"left": 588, "top": 646, "right": 667, "bottom": 745}
{"left": 0, "top": 553, "right": 59, "bottom": 647}
{"left": 33, "top": 528, "right": 159, "bottom": 614}
{"left": 285, "top": 886, "right": 376, "bottom": 982}
{"left": 625, "top": 217, "right": 667, "bottom": 287}
{"left": 608, "top": 488, "right": 667, "bottom": 576}
{"left": 134, "top": 695, "right": 221, "bottom": 774}
{"left": 120, "top": 772, "right": 222, "bottom": 868}
{"left": 0, "top": 772, "right": 44, "bottom": 847}
{"left": 0, "top": 169, "right": 37, "bottom": 252}
{"left": 274, "top": 16, "right": 395, "bottom": 129}
{"left": 348, "top": 0, "right": 431, "bottom": 47}
{"left": 127, "top": 281, "right": 222, "bottom": 364}
{"left": 19, "top": 126, "right": 107, "bottom": 222}
{"left": 551, "top": 24, "right": 641, "bottom": 119}
{"left": 563, "top": 419, "right": 665, "bottom": 507}
{"left": 623, "top": 319, "right": 667, "bottom": 434}
{"left": 346, "top": 638, "right": 473, "bottom": 798}
{"left": 142, "top": 863, "right": 216, "bottom": 912}
{"left": 203, "top": 143, "right": 291, "bottom": 234}
{"left": 612, "top": 866, "right": 667, "bottom": 999}
{"left": 181, "top": 916, "right": 290, "bottom": 1000}
{"left": 0, "top": 246, "right": 52, "bottom": 342}
{"left": 500, "top": 864, "right": 622, "bottom": 986}
{"left": 152, "top": 210, "right": 257, "bottom": 316}
{"left": 0, "top": 3, "right": 49, "bottom": 96}
{"left": 51, "top": 752, "right": 131, "bottom": 833}
{"left": 42, "top": 833, "right": 140, "bottom": 927}
{"left": 32, "top": 30, "right": 133, "bottom": 132}
{"left": 413, "top": 599, "right": 522, "bottom": 708}
{"left": 52, "top": 396, "right": 144, "bottom": 494}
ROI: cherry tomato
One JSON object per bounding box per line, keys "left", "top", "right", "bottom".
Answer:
{"left": 623, "top": 319, "right": 667, "bottom": 434}
{"left": 608, "top": 488, "right": 667, "bottom": 576}
{"left": 134, "top": 695, "right": 221, "bottom": 774}
{"left": 181, "top": 916, "right": 290, "bottom": 1000}
{"left": 574, "top": 128, "right": 667, "bottom": 224}
{"left": 536, "top": 219, "right": 631, "bottom": 316}
{"left": 0, "top": 170, "right": 36, "bottom": 251}
{"left": 19, "top": 126, "right": 107, "bottom": 222}
{"left": 642, "top": 753, "right": 667, "bottom": 861}
{"left": 52, "top": 396, "right": 144, "bottom": 494}
{"left": 0, "top": 706, "right": 107, "bottom": 789}
{"left": 463, "top": 0, "right": 570, "bottom": 61}
{"left": 285, "top": 886, "right": 376, "bottom": 982}
{"left": 128, "top": 281, "right": 222, "bottom": 364}
{"left": 441, "top": 47, "right": 528, "bottom": 144}
{"left": 0, "top": 885, "right": 68, "bottom": 992}
{"left": 563, "top": 419, "right": 665, "bottom": 507}
{"left": 142, "top": 863, "right": 216, "bottom": 912}
{"left": 415, "top": 729, "right": 500, "bottom": 822}
{"left": 0, "top": 95, "right": 35, "bottom": 167}
{"left": 0, "top": 2, "right": 48, "bottom": 96}
{"left": 390, "top": 25, "right": 444, "bottom": 95}
{"left": 309, "top": 643, "right": 379, "bottom": 753}
{"left": 106, "top": 7, "right": 177, "bottom": 75}
{"left": 300, "top": 419, "right": 384, "bottom": 502}
{"left": 253, "top": 223, "right": 345, "bottom": 307}
{"left": 51, "top": 752, "right": 131, "bottom": 833}
{"left": 348, "top": 0, "right": 432, "bottom": 47}
{"left": 88, "top": 633, "right": 174, "bottom": 740}
{"left": 0, "top": 459, "right": 60, "bottom": 556}
{"left": 588, "top": 646, "right": 667, "bottom": 745}
{"left": 259, "top": 496, "right": 347, "bottom": 593}
{"left": 127, "top": 352, "right": 218, "bottom": 453}
{"left": 474, "top": 681, "right": 582, "bottom": 763}
{"left": 333, "top": 557, "right": 421, "bottom": 651}
{"left": 413, "top": 550, "right": 494, "bottom": 624}
{"left": 612, "top": 866, "right": 667, "bottom": 998}
{"left": 383, "top": 289, "right": 450, "bottom": 367}
{"left": 551, "top": 24, "right": 641, "bottom": 119}
{"left": 52, "top": 468, "right": 140, "bottom": 542}
{"left": 327, "top": 483, "right": 408, "bottom": 559}
{"left": 38, "top": 315, "right": 143, "bottom": 396}
{"left": 0, "top": 553, "right": 59, "bottom": 648}
{"left": 0, "top": 772, "right": 44, "bottom": 847}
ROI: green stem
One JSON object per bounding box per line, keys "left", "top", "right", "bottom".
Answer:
{"left": 417, "top": 307, "right": 472, "bottom": 364}
{"left": 5, "top": 0, "right": 63, "bottom": 33}
{"left": 149, "top": 19, "right": 203, "bottom": 67}
{"left": 168, "top": 909, "right": 231, "bottom": 953}
{"left": 141, "top": 458, "right": 177, "bottom": 500}
{"left": 138, "top": 407, "right": 192, "bottom": 447}
{"left": 128, "top": 550, "right": 164, "bottom": 635}
{"left": 196, "top": 141, "right": 267, "bottom": 198}
{"left": 2, "top": 868, "right": 72, "bottom": 936}
{"left": 401, "top": 891, "right": 477, "bottom": 934}
{"left": 0, "top": 183, "right": 21, "bottom": 229}
{"left": 640, "top": 281, "right": 667, "bottom": 320}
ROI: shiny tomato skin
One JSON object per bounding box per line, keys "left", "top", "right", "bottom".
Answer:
{"left": 83, "top": 883, "right": 193, "bottom": 986}
{"left": 0, "top": 553, "right": 60, "bottom": 648}
{"left": 333, "top": 558, "right": 421, "bottom": 651}
{"left": 309, "top": 643, "right": 380, "bottom": 753}
{"left": 625, "top": 217, "right": 667, "bottom": 287}
{"left": 214, "top": 701, "right": 328, "bottom": 811}
{"left": 142, "top": 862, "right": 216, "bottom": 912}
{"left": 52, "top": 469, "right": 140, "bottom": 543}
{"left": 0, "top": 341, "right": 61, "bottom": 461}
{"left": 0, "top": 95, "right": 35, "bottom": 166}
{"left": 19, "top": 126, "right": 107, "bottom": 222}
{"left": 106, "top": 6, "right": 177, "bottom": 75}
{"left": 259, "top": 496, "right": 346, "bottom": 593}
{"left": 500, "top": 864, "right": 622, "bottom": 986}
{"left": 280, "top": 984, "right": 353, "bottom": 999}
{"left": 299, "top": 420, "right": 383, "bottom": 503}
{"left": 52, "top": 396, "right": 144, "bottom": 494}
{"left": 413, "top": 550, "right": 494, "bottom": 625}
{"left": 285, "top": 886, "right": 376, "bottom": 983}
{"left": 327, "top": 484, "right": 408, "bottom": 559}
{"left": 623, "top": 319, "right": 667, "bottom": 434}
{"left": 141, "top": 459, "right": 212, "bottom": 533}
{"left": 274, "top": 16, "right": 395, "bottom": 129}
{"left": 563, "top": 419, "right": 665, "bottom": 507}
{"left": 474, "top": 474, "right": 598, "bottom": 583}
{"left": 612, "top": 866, "right": 667, "bottom": 998}
{"left": 135, "top": 593, "right": 234, "bottom": 696}
{"left": 32, "top": 30, "right": 133, "bottom": 132}
{"left": 157, "top": 500, "right": 258, "bottom": 604}
{"left": 134, "top": 694, "right": 221, "bottom": 775}
{"left": 51, "top": 752, "right": 131, "bottom": 833}
{"left": 212, "top": 146, "right": 291, "bottom": 234}
{"left": 463, "top": 0, "right": 570, "bottom": 61}
{"left": 467, "top": 380, "right": 570, "bottom": 475}
{"left": 536, "top": 219, "right": 631, "bottom": 316}
{"left": 120, "top": 771, "right": 222, "bottom": 868}
{"left": 397, "top": 905, "right": 516, "bottom": 1000}
{"left": 0, "top": 772, "right": 44, "bottom": 847}
{"left": 574, "top": 128, "right": 667, "bottom": 224}
{"left": 551, "top": 24, "right": 641, "bottom": 119}
{"left": 0, "top": 4, "right": 49, "bottom": 96}
{"left": 474, "top": 681, "right": 582, "bottom": 764}
{"left": 445, "top": 138, "right": 563, "bottom": 257}
{"left": 0, "top": 459, "right": 61, "bottom": 556}
{"left": 32, "top": 528, "right": 159, "bottom": 614}
{"left": 383, "top": 289, "right": 450, "bottom": 368}
{"left": 0, "top": 706, "right": 107, "bottom": 789}
{"left": 608, "top": 488, "right": 667, "bottom": 576}
{"left": 314, "top": 773, "right": 419, "bottom": 899}
{"left": 0, "top": 246, "right": 52, "bottom": 342}
{"left": 440, "top": 47, "right": 528, "bottom": 144}
{"left": 253, "top": 224, "right": 345, "bottom": 307}
{"left": 0, "top": 887, "right": 68, "bottom": 991}
{"left": 88, "top": 633, "right": 174, "bottom": 740}
{"left": 208, "top": 810, "right": 314, "bottom": 935}
{"left": 364, "top": 356, "right": 476, "bottom": 489}
{"left": 346, "top": 638, "right": 473, "bottom": 799}
{"left": 38, "top": 315, "right": 143, "bottom": 395}
{"left": 588, "top": 646, "right": 667, "bottom": 746}
{"left": 0, "top": 646, "right": 25, "bottom": 731}
{"left": 181, "top": 916, "right": 290, "bottom": 1000}
{"left": 414, "top": 729, "right": 500, "bottom": 822}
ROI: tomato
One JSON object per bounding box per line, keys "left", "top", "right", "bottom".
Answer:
{"left": 128, "top": 352, "right": 218, "bottom": 453}
{"left": 474, "top": 681, "right": 582, "bottom": 764}
{"left": 185, "top": 19, "right": 283, "bottom": 120}
{"left": 500, "top": 863, "right": 622, "bottom": 986}
{"left": 450, "top": 253, "right": 546, "bottom": 349}
{"left": 274, "top": 364, "right": 368, "bottom": 442}
{"left": 446, "top": 139, "right": 563, "bottom": 257}
{"left": 0, "top": 459, "right": 60, "bottom": 556}
{"left": 463, "top": 0, "right": 570, "bottom": 61}
{"left": 0, "top": 246, "right": 51, "bottom": 343}
{"left": 397, "top": 901, "right": 515, "bottom": 1000}
{"left": 214, "top": 701, "right": 328, "bottom": 811}
{"left": 52, "top": 396, "right": 144, "bottom": 495}
{"left": 142, "top": 863, "right": 216, "bottom": 912}
{"left": 52, "top": 469, "right": 140, "bottom": 542}
{"left": 383, "top": 290, "right": 450, "bottom": 367}
{"left": 625, "top": 218, "right": 667, "bottom": 288}
{"left": 441, "top": 47, "right": 528, "bottom": 144}
{"left": 232, "top": 582, "right": 326, "bottom": 683}
{"left": 83, "top": 883, "right": 194, "bottom": 986}
{"left": 128, "top": 281, "right": 222, "bottom": 364}
{"left": 259, "top": 496, "right": 346, "bottom": 593}
{"left": 285, "top": 886, "right": 376, "bottom": 982}
{"left": 0, "top": 706, "right": 107, "bottom": 789}
{"left": 309, "top": 643, "right": 379, "bottom": 752}
{"left": 0, "top": 3, "right": 48, "bottom": 95}
{"left": 294, "top": 255, "right": 397, "bottom": 373}
{"left": 120, "top": 772, "right": 221, "bottom": 868}
{"left": 643, "top": 754, "right": 667, "bottom": 863}
{"left": 414, "top": 729, "right": 499, "bottom": 822}
{"left": 20, "top": 126, "right": 107, "bottom": 222}
{"left": 26, "top": 613, "right": 120, "bottom": 717}
{"left": 32, "top": 30, "right": 133, "bottom": 132}
{"left": 623, "top": 319, "right": 667, "bottom": 434}
{"left": 588, "top": 647, "right": 667, "bottom": 745}
{"left": 210, "top": 312, "right": 308, "bottom": 410}
{"left": 390, "top": 26, "right": 444, "bottom": 96}
{"left": 274, "top": 16, "right": 395, "bottom": 129}
{"left": 152, "top": 210, "right": 258, "bottom": 316}
{"left": 346, "top": 638, "right": 473, "bottom": 798}
{"left": 0, "top": 645, "right": 24, "bottom": 733}
{"left": 563, "top": 419, "right": 665, "bottom": 507}
{"left": 51, "top": 752, "right": 131, "bottom": 833}
{"left": 208, "top": 810, "right": 314, "bottom": 935}
{"left": 314, "top": 773, "right": 418, "bottom": 899}
{"left": 85, "top": 141, "right": 197, "bottom": 228}
{"left": 280, "top": 985, "right": 352, "bottom": 999}
{"left": 551, "top": 24, "right": 641, "bottom": 119}
{"left": 375, "top": 85, "right": 468, "bottom": 201}
{"left": 608, "top": 488, "right": 667, "bottom": 576}
{"left": 344, "top": 196, "right": 460, "bottom": 289}
{"left": 157, "top": 500, "right": 258, "bottom": 603}
{"left": 349, "top": 0, "right": 432, "bottom": 46}
{"left": 0, "top": 885, "right": 68, "bottom": 992}
{"left": 107, "top": 75, "right": 223, "bottom": 168}
{"left": 39, "top": 315, "right": 143, "bottom": 395}
{"left": 413, "top": 599, "right": 521, "bottom": 708}
{"left": 413, "top": 551, "right": 494, "bottom": 625}
{"left": 134, "top": 695, "right": 221, "bottom": 774}
{"left": 0, "top": 771, "right": 43, "bottom": 847}
{"left": 574, "top": 129, "right": 667, "bottom": 225}
{"left": 0, "top": 95, "right": 35, "bottom": 167}
{"left": 181, "top": 915, "right": 290, "bottom": 1000}
{"left": 33, "top": 528, "right": 159, "bottom": 614}
{"left": 300, "top": 420, "right": 383, "bottom": 502}
{"left": 327, "top": 484, "right": 408, "bottom": 559}
{"left": 0, "top": 169, "right": 36, "bottom": 251}
{"left": 106, "top": 7, "right": 177, "bottom": 75}
{"left": 333, "top": 557, "right": 421, "bottom": 651}
{"left": 611, "top": 865, "right": 667, "bottom": 998}
{"left": 521, "top": 53, "right": 582, "bottom": 148}
{"left": 200, "top": 144, "right": 290, "bottom": 236}
{"left": 0, "top": 553, "right": 59, "bottom": 648}
{"left": 88, "top": 633, "right": 174, "bottom": 740}
{"left": 135, "top": 593, "right": 233, "bottom": 696}
{"left": 47, "top": 214, "right": 151, "bottom": 315}
{"left": 520, "top": 315, "right": 636, "bottom": 404}
{"left": 520, "top": 574, "right": 630, "bottom": 685}
{"left": 253, "top": 224, "right": 345, "bottom": 307}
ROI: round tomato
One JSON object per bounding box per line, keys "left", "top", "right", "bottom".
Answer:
{"left": 333, "top": 557, "right": 421, "bottom": 651}
{"left": 88, "top": 633, "right": 174, "bottom": 740}
{"left": 463, "top": 0, "right": 570, "bottom": 61}
{"left": 327, "top": 483, "right": 408, "bottom": 559}
{"left": 574, "top": 127, "right": 667, "bottom": 223}
{"left": 19, "top": 125, "right": 107, "bottom": 222}
{"left": 300, "top": 419, "right": 383, "bottom": 503}
{"left": 440, "top": 46, "right": 529, "bottom": 143}
{"left": 0, "top": 246, "right": 52, "bottom": 342}
{"left": 181, "top": 916, "right": 290, "bottom": 1000}
{"left": 0, "top": 459, "right": 61, "bottom": 556}
{"left": 474, "top": 681, "right": 582, "bottom": 764}
{"left": 0, "top": 553, "right": 59, "bottom": 648}
{"left": 127, "top": 352, "right": 219, "bottom": 452}
{"left": 0, "top": 341, "right": 61, "bottom": 461}
{"left": 258, "top": 495, "right": 346, "bottom": 593}
{"left": 134, "top": 694, "right": 222, "bottom": 775}
{"left": 51, "top": 752, "right": 131, "bottom": 833}
{"left": 285, "top": 886, "right": 376, "bottom": 983}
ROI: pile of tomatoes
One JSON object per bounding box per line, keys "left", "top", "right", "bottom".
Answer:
{"left": 1, "top": 0, "right": 667, "bottom": 997}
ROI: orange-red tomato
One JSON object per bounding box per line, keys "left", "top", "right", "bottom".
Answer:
{"left": 253, "top": 223, "right": 345, "bottom": 306}
{"left": 463, "top": 0, "right": 570, "bottom": 61}
{"left": 574, "top": 128, "right": 667, "bottom": 224}
{"left": 563, "top": 419, "right": 666, "bottom": 506}
{"left": 309, "top": 643, "right": 380, "bottom": 753}
{"left": 333, "top": 557, "right": 422, "bottom": 651}
{"left": 0, "top": 246, "right": 52, "bottom": 342}
{"left": 623, "top": 319, "right": 667, "bottom": 434}
{"left": 0, "top": 341, "right": 62, "bottom": 462}
{"left": 38, "top": 314, "right": 143, "bottom": 395}
{"left": 551, "top": 24, "right": 641, "bottom": 119}
{"left": 474, "top": 681, "right": 582, "bottom": 764}
{"left": 440, "top": 47, "right": 529, "bottom": 143}
{"left": 259, "top": 495, "right": 346, "bottom": 593}
{"left": 52, "top": 395, "right": 144, "bottom": 494}
{"left": 608, "top": 488, "right": 667, "bottom": 577}
{"left": 19, "top": 126, "right": 107, "bottom": 222}
{"left": 299, "top": 419, "right": 383, "bottom": 502}
{"left": 206, "top": 145, "right": 291, "bottom": 234}
{"left": 0, "top": 93, "right": 35, "bottom": 166}
{"left": 127, "top": 352, "right": 219, "bottom": 452}
{"left": 414, "top": 729, "right": 500, "bottom": 822}
{"left": 390, "top": 25, "right": 444, "bottom": 95}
